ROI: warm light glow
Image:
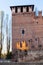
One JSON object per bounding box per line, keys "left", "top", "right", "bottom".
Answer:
{"left": 16, "top": 41, "right": 29, "bottom": 50}
{"left": 16, "top": 42, "right": 20, "bottom": 49}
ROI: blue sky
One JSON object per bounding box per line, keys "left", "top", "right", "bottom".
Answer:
{"left": 0, "top": 0, "right": 43, "bottom": 16}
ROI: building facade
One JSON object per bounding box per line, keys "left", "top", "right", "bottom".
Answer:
{"left": 10, "top": 5, "right": 43, "bottom": 53}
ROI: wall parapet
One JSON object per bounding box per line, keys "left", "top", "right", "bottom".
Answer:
{"left": 10, "top": 5, "right": 34, "bottom": 14}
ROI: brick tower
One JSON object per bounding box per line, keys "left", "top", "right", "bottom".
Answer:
{"left": 10, "top": 5, "right": 43, "bottom": 53}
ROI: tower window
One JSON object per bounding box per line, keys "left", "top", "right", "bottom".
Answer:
{"left": 22, "top": 29, "right": 25, "bottom": 34}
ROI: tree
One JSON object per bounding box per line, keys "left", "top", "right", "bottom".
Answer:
{"left": 6, "top": 52, "right": 12, "bottom": 59}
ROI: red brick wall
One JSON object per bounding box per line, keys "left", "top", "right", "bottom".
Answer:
{"left": 12, "top": 11, "right": 43, "bottom": 52}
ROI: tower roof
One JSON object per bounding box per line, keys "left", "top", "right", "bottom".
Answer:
{"left": 10, "top": 5, "right": 34, "bottom": 11}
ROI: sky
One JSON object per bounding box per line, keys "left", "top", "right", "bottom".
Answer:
{"left": 0, "top": 0, "right": 43, "bottom": 16}
{"left": 0, "top": 0, "right": 43, "bottom": 54}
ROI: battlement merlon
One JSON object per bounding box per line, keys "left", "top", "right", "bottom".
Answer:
{"left": 10, "top": 5, "right": 34, "bottom": 13}
{"left": 38, "top": 11, "right": 42, "bottom": 16}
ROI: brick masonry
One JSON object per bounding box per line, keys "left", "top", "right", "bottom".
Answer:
{"left": 10, "top": 5, "right": 43, "bottom": 53}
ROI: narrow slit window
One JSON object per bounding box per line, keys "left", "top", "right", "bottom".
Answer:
{"left": 22, "top": 29, "right": 25, "bottom": 34}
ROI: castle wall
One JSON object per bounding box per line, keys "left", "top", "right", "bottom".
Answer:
{"left": 10, "top": 5, "right": 43, "bottom": 53}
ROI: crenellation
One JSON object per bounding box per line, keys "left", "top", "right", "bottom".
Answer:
{"left": 17, "top": 7, "right": 21, "bottom": 13}
{"left": 38, "top": 11, "right": 42, "bottom": 17}
{"left": 29, "top": 7, "right": 32, "bottom": 12}
{"left": 10, "top": 5, "right": 34, "bottom": 14}
{"left": 12, "top": 7, "right": 15, "bottom": 13}
{"left": 23, "top": 7, "right": 26, "bottom": 12}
